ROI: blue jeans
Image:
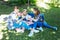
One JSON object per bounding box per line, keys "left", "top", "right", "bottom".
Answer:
{"left": 35, "top": 21, "right": 56, "bottom": 29}
{"left": 43, "top": 21, "right": 58, "bottom": 30}
{"left": 7, "top": 20, "right": 23, "bottom": 30}
{"left": 11, "top": 21, "right": 31, "bottom": 30}
{"left": 32, "top": 22, "right": 43, "bottom": 29}
{"left": 43, "top": 21, "right": 53, "bottom": 28}
{"left": 20, "top": 22, "right": 31, "bottom": 30}
{"left": 33, "top": 21, "right": 54, "bottom": 29}
{"left": 13, "top": 22, "right": 22, "bottom": 28}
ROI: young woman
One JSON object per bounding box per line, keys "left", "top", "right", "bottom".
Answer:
{"left": 7, "top": 6, "right": 20, "bottom": 30}
{"left": 30, "top": 8, "right": 57, "bottom": 31}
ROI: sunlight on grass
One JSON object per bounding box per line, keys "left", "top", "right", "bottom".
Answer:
{"left": 4, "top": 32, "right": 7, "bottom": 34}
{"left": 8, "top": 30, "right": 14, "bottom": 33}
{"left": 6, "top": 36, "right": 9, "bottom": 40}
{"left": 36, "top": 0, "right": 51, "bottom": 9}
{"left": 6, "top": 33, "right": 8, "bottom": 36}
{"left": 25, "top": 37, "right": 28, "bottom": 40}
{"left": 52, "top": 31, "right": 56, "bottom": 34}
{"left": 13, "top": 31, "right": 16, "bottom": 33}
{"left": 16, "top": 33, "right": 20, "bottom": 36}
{"left": 58, "top": 5, "right": 60, "bottom": 8}
{"left": 8, "top": 30, "right": 11, "bottom": 32}
{"left": 50, "top": 31, "right": 56, "bottom": 35}
{"left": 4, "top": 28, "right": 7, "bottom": 30}
{"left": 4, "top": 0, "right": 8, "bottom": 1}
{"left": 0, "top": 32, "right": 3, "bottom": 40}
{"left": 0, "top": 24, "right": 7, "bottom": 33}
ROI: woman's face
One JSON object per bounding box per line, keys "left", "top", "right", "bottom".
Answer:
{"left": 14, "top": 6, "right": 19, "bottom": 13}
{"left": 15, "top": 9, "right": 19, "bottom": 13}
{"left": 33, "top": 9, "right": 37, "bottom": 14}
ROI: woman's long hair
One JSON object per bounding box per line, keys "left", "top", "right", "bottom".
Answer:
{"left": 33, "top": 8, "right": 40, "bottom": 16}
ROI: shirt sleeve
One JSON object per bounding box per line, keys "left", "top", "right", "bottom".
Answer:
{"left": 38, "top": 13, "right": 44, "bottom": 22}
{"left": 28, "top": 12, "right": 34, "bottom": 18}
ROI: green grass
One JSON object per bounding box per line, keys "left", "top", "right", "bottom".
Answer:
{"left": 0, "top": 4, "right": 60, "bottom": 40}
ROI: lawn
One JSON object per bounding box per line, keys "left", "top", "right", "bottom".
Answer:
{"left": 0, "top": 4, "right": 60, "bottom": 40}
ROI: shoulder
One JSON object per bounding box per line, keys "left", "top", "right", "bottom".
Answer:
{"left": 28, "top": 12, "right": 34, "bottom": 18}
{"left": 10, "top": 11, "right": 15, "bottom": 14}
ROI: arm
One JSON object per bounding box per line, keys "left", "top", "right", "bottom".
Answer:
{"left": 32, "top": 18, "right": 38, "bottom": 22}
{"left": 39, "top": 13, "right": 44, "bottom": 22}
{"left": 17, "top": 16, "right": 25, "bottom": 23}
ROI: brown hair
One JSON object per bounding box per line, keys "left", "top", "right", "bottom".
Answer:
{"left": 33, "top": 8, "right": 40, "bottom": 16}
{"left": 14, "top": 6, "right": 19, "bottom": 9}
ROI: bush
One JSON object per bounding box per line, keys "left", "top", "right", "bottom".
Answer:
{"left": 3, "top": 0, "right": 36, "bottom": 6}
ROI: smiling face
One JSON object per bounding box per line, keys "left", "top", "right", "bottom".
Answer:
{"left": 14, "top": 6, "right": 19, "bottom": 14}
{"left": 33, "top": 9, "right": 37, "bottom": 14}
{"left": 22, "top": 9, "right": 27, "bottom": 15}
{"left": 33, "top": 8, "right": 40, "bottom": 15}
{"left": 31, "top": 8, "right": 37, "bottom": 14}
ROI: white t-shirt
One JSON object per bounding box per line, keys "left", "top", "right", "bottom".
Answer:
{"left": 9, "top": 11, "right": 18, "bottom": 20}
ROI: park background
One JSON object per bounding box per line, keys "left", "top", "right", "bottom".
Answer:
{"left": 0, "top": 0, "right": 60, "bottom": 40}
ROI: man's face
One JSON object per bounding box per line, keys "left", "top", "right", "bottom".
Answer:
{"left": 23, "top": 10, "right": 27, "bottom": 15}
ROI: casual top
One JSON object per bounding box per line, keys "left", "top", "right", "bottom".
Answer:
{"left": 27, "top": 12, "right": 44, "bottom": 22}
{"left": 28, "top": 12, "right": 34, "bottom": 18}
{"left": 23, "top": 12, "right": 34, "bottom": 21}
{"left": 9, "top": 11, "right": 18, "bottom": 20}
{"left": 23, "top": 13, "right": 34, "bottom": 25}
{"left": 37, "top": 13, "right": 44, "bottom": 22}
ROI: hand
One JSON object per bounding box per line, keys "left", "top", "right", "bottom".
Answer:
{"left": 16, "top": 21, "right": 19, "bottom": 23}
